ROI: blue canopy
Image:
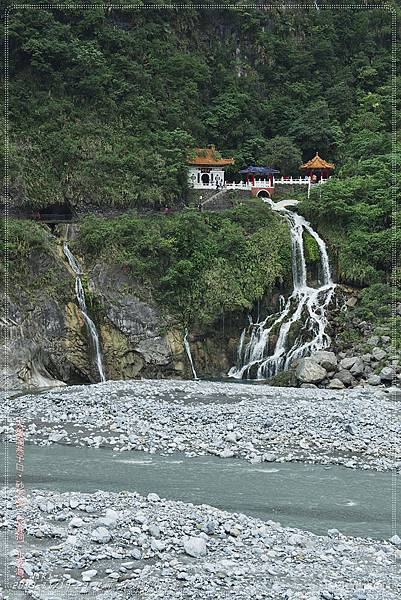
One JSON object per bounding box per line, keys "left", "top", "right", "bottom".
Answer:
{"left": 239, "top": 165, "right": 280, "bottom": 175}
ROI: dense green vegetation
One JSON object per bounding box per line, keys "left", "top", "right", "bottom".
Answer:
{"left": 0, "top": 218, "right": 71, "bottom": 298}
{"left": 3, "top": 3, "right": 398, "bottom": 329}
{"left": 76, "top": 204, "right": 291, "bottom": 324}
{"left": 4, "top": 3, "right": 398, "bottom": 208}
{"left": 1, "top": 218, "right": 51, "bottom": 271}
{"left": 299, "top": 86, "right": 400, "bottom": 289}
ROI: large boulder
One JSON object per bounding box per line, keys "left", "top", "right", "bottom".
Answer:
{"left": 380, "top": 367, "right": 395, "bottom": 382}
{"left": 350, "top": 358, "right": 365, "bottom": 376}
{"left": 90, "top": 527, "right": 111, "bottom": 544}
{"left": 366, "top": 374, "right": 381, "bottom": 386}
{"left": 183, "top": 536, "right": 207, "bottom": 558}
{"left": 327, "top": 378, "right": 345, "bottom": 389}
{"left": 295, "top": 358, "right": 327, "bottom": 384}
{"left": 312, "top": 350, "right": 338, "bottom": 371}
{"left": 339, "top": 356, "right": 358, "bottom": 370}
{"left": 371, "top": 347, "right": 387, "bottom": 362}
{"left": 335, "top": 369, "right": 354, "bottom": 386}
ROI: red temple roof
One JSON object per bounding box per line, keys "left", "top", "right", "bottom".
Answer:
{"left": 188, "top": 145, "right": 234, "bottom": 167}
{"left": 300, "top": 152, "right": 335, "bottom": 170}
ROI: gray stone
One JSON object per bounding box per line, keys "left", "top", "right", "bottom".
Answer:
{"left": 345, "top": 423, "right": 358, "bottom": 436}
{"left": 262, "top": 452, "right": 277, "bottom": 462}
{"left": 38, "top": 500, "right": 55, "bottom": 513}
{"left": 296, "top": 358, "right": 327, "bottom": 384}
{"left": 350, "top": 358, "right": 365, "bottom": 376}
{"left": 366, "top": 375, "right": 381, "bottom": 386}
{"left": 389, "top": 534, "right": 401, "bottom": 545}
{"left": 327, "top": 378, "right": 345, "bottom": 389}
{"left": 97, "top": 509, "right": 118, "bottom": 529}
{"left": 147, "top": 493, "right": 160, "bottom": 502}
{"left": 70, "top": 498, "right": 80, "bottom": 509}
{"left": 380, "top": 367, "right": 395, "bottom": 382}
{"left": 69, "top": 517, "right": 84, "bottom": 528}
{"left": 149, "top": 524, "right": 160, "bottom": 538}
{"left": 201, "top": 520, "right": 216, "bottom": 535}
{"left": 340, "top": 356, "right": 358, "bottom": 370}
{"left": 346, "top": 297, "right": 358, "bottom": 307}
{"left": 312, "top": 350, "right": 338, "bottom": 371}
{"left": 371, "top": 347, "right": 387, "bottom": 361}
{"left": 48, "top": 431, "right": 67, "bottom": 442}
{"left": 367, "top": 336, "right": 381, "bottom": 346}
{"left": 335, "top": 370, "right": 354, "bottom": 386}
{"left": 82, "top": 569, "right": 97, "bottom": 581}
{"left": 90, "top": 527, "right": 111, "bottom": 544}
{"left": 23, "top": 563, "right": 34, "bottom": 577}
{"left": 151, "top": 539, "right": 166, "bottom": 552}
{"left": 327, "top": 528, "right": 340, "bottom": 537}
{"left": 183, "top": 536, "right": 207, "bottom": 558}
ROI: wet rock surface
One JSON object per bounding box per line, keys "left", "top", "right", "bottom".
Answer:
{"left": 2, "top": 380, "right": 400, "bottom": 472}
{"left": 2, "top": 487, "right": 400, "bottom": 600}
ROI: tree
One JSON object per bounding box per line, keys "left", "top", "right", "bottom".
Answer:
{"left": 263, "top": 136, "right": 303, "bottom": 175}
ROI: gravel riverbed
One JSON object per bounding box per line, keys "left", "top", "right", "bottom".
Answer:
{"left": 2, "top": 380, "right": 400, "bottom": 471}
{"left": 1, "top": 380, "right": 400, "bottom": 598}
{"left": 2, "top": 487, "right": 400, "bottom": 600}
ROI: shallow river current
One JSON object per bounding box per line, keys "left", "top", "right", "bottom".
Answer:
{"left": 2, "top": 441, "right": 396, "bottom": 540}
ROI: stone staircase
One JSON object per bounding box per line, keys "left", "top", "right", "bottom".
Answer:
{"left": 201, "top": 188, "right": 232, "bottom": 210}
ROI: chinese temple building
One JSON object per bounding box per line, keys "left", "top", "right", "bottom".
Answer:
{"left": 300, "top": 152, "right": 335, "bottom": 182}
{"left": 239, "top": 166, "right": 280, "bottom": 197}
{"left": 187, "top": 145, "right": 234, "bottom": 189}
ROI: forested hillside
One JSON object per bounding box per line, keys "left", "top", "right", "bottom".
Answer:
{"left": 2, "top": 2, "right": 400, "bottom": 329}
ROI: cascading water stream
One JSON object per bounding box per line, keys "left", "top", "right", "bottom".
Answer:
{"left": 184, "top": 329, "right": 198, "bottom": 380}
{"left": 63, "top": 243, "right": 106, "bottom": 383}
{"left": 229, "top": 200, "right": 335, "bottom": 380}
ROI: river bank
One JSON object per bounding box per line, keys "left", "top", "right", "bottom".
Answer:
{"left": 1, "top": 380, "right": 400, "bottom": 599}
{"left": 2, "top": 380, "right": 400, "bottom": 471}
{"left": 2, "top": 487, "right": 400, "bottom": 600}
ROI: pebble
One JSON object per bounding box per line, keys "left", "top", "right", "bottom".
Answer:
{"left": 389, "top": 534, "right": 401, "bottom": 545}
{"left": 90, "top": 526, "right": 111, "bottom": 544}
{"left": 183, "top": 536, "right": 207, "bottom": 558}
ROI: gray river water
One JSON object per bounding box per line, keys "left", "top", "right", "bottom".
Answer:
{"left": 2, "top": 442, "right": 396, "bottom": 540}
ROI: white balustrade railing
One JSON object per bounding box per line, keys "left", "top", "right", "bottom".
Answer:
{"left": 189, "top": 176, "right": 331, "bottom": 191}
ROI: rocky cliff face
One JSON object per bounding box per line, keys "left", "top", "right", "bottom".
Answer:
{"left": 3, "top": 235, "right": 238, "bottom": 391}
{"left": 2, "top": 246, "right": 91, "bottom": 391}
{"left": 4, "top": 228, "right": 398, "bottom": 393}
{"left": 89, "top": 263, "right": 184, "bottom": 379}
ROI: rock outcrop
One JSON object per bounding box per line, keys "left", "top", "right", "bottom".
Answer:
{"left": 295, "top": 358, "right": 327, "bottom": 384}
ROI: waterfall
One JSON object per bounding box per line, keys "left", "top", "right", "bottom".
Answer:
{"left": 63, "top": 243, "right": 106, "bottom": 383}
{"left": 229, "top": 200, "right": 335, "bottom": 380}
{"left": 183, "top": 329, "right": 198, "bottom": 380}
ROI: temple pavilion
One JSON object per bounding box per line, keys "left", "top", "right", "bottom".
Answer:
{"left": 239, "top": 166, "right": 280, "bottom": 196}
{"left": 300, "top": 152, "right": 335, "bottom": 182}
{"left": 187, "top": 145, "right": 234, "bottom": 189}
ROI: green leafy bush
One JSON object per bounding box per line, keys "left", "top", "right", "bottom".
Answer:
{"left": 76, "top": 204, "right": 291, "bottom": 325}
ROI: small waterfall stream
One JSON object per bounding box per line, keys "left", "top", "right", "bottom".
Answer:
{"left": 184, "top": 329, "right": 198, "bottom": 380}
{"left": 229, "top": 200, "right": 335, "bottom": 380}
{"left": 63, "top": 243, "right": 106, "bottom": 383}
